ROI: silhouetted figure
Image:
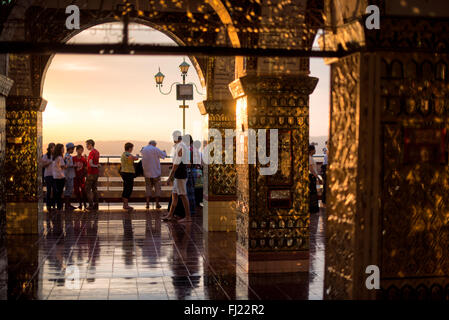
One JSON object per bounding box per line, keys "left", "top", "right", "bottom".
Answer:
{"left": 309, "top": 144, "right": 321, "bottom": 214}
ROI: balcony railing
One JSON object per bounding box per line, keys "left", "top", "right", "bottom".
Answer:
{"left": 43, "top": 155, "right": 325, "bottom": 202}
{"left": 96, "top": 156, "right": 174, "bottom": 202}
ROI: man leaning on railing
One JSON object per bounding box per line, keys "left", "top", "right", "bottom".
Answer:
{"left": 141, "top": 140, "right": 167, "bottom": 210}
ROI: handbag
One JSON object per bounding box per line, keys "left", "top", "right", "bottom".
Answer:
{"left": 192, "top": 168, "right": 203, "bottom": 188}
{"left": 134, "top": 160, "right": 143, "bottom": 177}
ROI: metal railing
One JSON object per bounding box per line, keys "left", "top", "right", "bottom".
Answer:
{"left": 97, "top": 156, "right": 173, "bottom": 194}
{"left": 43, "top": 154, "right": 326, "bottom": 202}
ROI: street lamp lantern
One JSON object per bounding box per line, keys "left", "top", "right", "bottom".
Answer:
{"left": 154, "top": 68, "right": 165, "bottom": 86}
{"left": 154, "top": 58, "right": 204, "bottom": 135}
{"left": 179, "top": 60, "right": 190, "bottom": 75}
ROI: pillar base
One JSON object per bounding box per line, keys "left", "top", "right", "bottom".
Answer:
{"left": 6, "top": 202, "right": 42, "bottom": 235}
{"left": 203, "top": 196, "right": 236, "bottom": 232}
{"left": 236, "top": 243, "right": 309, "bottom": 273}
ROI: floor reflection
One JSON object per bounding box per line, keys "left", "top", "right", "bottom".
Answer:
{"left": 2, "top": 205, "right": 325, "bottom": 300}
{"left": 0, "top": 239, "right": 6, "bottom": 300}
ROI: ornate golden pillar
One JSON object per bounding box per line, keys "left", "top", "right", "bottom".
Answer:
{"left": 375, "top": 53, "right": 449, "bottom": 299}
{"left": 0, "top": 74, "right": 14, "bottom": 240}
{"left": 199, "top": 99, "right": 237, "bottom": 232}
{"left": 0, "top": 74, "right": 14, "bottom": 299}
{"left": 229, "top": 73, "right": 317, "bottom": 273}
{"left": 199, "top": 56, "right": 237, "bottom": 232}
{"left": 325, "top": 52, "right": 378, "bottom": 299}
{"left": 5, "top": 95, "right": 46, "bottom": 235}
{"left": 323, "top": 8, "right": 449, "bottom": 298}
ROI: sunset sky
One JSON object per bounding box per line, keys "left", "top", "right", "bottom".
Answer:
{"left": 42, "top": 23, "right": 330, "bottom": 148}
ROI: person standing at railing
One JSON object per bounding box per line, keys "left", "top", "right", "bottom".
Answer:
{"left": 162, "top": 131, "right": 191, "bottom": 223}
{"left": 192, "top": 140, "right": 203, "bottom": 207}
{"left": 73, "top": 145, "right": 88, "bottom": 210}
{"left": 63, "top": 142, "right": 77, "bottom": 211}
{"left": 40, "top": 142, "right": 56, "bottom": 212}
{"left": 185, "top": 134, "right": 196, "bottom": 213}
{"left": 85, "top": 139, "right": 100, "bottom": 211}
{"left": 141, "top": 140, "right": 167, "bottom": 210}
{"left": 321, "top": 140, "right": 328, "bottom": 207}
{"left": 309, "top": 144, "right": 322, "bottom": 214}
{"left": 120, "top": 142, "right": 139, "bottom": 211}
{"left": 52, "top": 143, "right": 66, "bottom": 211}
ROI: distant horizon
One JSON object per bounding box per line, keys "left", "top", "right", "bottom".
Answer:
{"left": 42, "top": 23, "right": 330, "bottom": 145}
{"left": 42, "top": 135, "right": 329, "bottom": 156}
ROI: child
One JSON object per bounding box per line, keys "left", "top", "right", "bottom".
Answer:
{"left": 73, "top": 145, "right": 88, "bottom": 210}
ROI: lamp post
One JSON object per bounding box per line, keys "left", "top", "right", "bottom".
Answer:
{"left": 154, "top": 58, "right": 204, "bottom": 135}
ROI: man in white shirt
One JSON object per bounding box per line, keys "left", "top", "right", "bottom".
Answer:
{"left": 141, "top": 140, "right": 167, "bottom": 209}
{"left": 162, "top": 131, "right": 191, "bottom": 223}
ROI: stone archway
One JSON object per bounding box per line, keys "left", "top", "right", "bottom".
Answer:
{"left": 1, "top": 0, "right": 239, "bottom": 236}
{"left": 39, "top": 18, "right": 208, "bottom": 96}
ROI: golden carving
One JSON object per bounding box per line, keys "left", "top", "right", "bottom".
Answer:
{"left": 231, "top": 75, "right": 316, "bottom": 253}
{"left": 325, "top": 53, "right": 360, "bottom": 299}
{"left": 380, "top": 54, "right": 449, "bottom": 299}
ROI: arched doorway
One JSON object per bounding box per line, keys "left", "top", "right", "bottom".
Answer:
{"left": 40, "top": 22, "right": 207, "bottom": 210}
{"left": 42, "top": 22, "right": 206, "bottom": 150}
{"left": 2, "top": 2, "right": 238, "bottom": 234}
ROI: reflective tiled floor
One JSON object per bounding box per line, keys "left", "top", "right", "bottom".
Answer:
{"left": 1, "top": 204, "right": 325, "bottom": 300}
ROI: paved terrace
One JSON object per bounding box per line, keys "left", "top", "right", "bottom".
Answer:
{"left": 2, "top": 204, "right": 325, "bottom": 300}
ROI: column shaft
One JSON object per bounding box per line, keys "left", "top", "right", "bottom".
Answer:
{"left": 230, "top": 74, "right": 317, "bottom": 273}
{"left": 5, "top": 95, "right": 46, "bottom": 234}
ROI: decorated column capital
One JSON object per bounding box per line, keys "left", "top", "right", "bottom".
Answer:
{"left": 229, "top": 74, "right": 318, "bottom": 99}
{"left": 197, "top": 99, "right": 235, "bottom": 116}
{"left": 6, "top": 95, "right": 47, "bottom": 112}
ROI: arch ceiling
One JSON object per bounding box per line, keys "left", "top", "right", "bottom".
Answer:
{"left": 1, "top": 0, "right": 325, "bottom": 50}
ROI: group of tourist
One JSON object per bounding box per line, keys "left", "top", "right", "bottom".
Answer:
{"left": 119, "top": 131, "right": 200, "bottom": 223}
{"left": 42, "top": 132, "right": 322, "bottom": 220}
{"left": 40, "top": 139, "right": 100, "bottom": 212}
{"left": 40, "top": 131, "right": 202, "bottom": 224}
